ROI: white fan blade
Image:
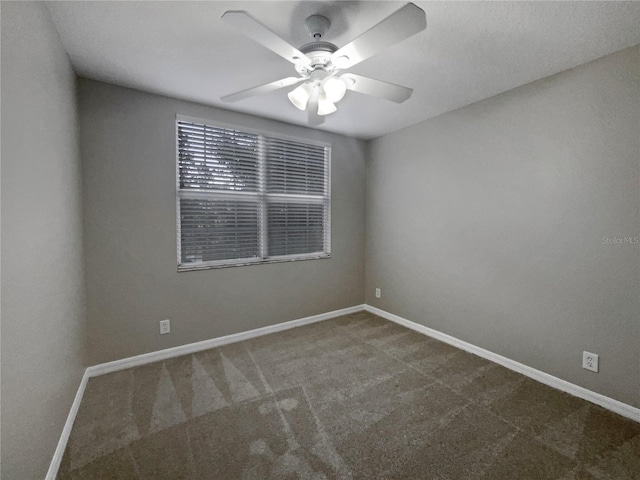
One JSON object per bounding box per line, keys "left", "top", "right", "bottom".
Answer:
{"left": 341, "top": 74, "right": 413, "bottom": 103}
{"left": 222, "top": 11, "right": 311, "bottom": 66}
{"left": 221, "top": 77, "right": 304, "bottom": 103}
{"left": 331, "top": 3, "right": 426, "bottom": 69}
{"left": 307, "top": 87, "right": 324, "bottom": 126}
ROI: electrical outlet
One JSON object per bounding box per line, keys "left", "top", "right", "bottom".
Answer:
{"left": 375, "top": 288, "right": 381, "bottom": 299}
{"left": 159, "top": 319, "right": 171, "bottom": 335}
{"left": 582, "top": 351, "right": 598, "bottom": 372}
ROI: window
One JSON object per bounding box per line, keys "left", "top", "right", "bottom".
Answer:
{"left": 176, "top": 116, "right": 331, "bottom": 271}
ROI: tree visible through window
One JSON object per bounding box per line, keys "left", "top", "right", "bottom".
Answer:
{"left": 176, "top": 116, "right": 331, "bottom": 270}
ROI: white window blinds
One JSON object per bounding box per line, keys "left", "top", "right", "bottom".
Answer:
{"left": 177, "top": 117, "right": 330, "bottom": 270}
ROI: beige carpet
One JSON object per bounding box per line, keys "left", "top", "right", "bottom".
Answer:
{"left": 57, "top": 311, "right": 640, "bottom": 479}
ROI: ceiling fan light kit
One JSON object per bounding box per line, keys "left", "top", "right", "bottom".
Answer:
{"left": 288, "top": 82, "right": 313, "bottom": 111}
{"left": 288, "top": 73, "right": 347, "bottom": 115}
{"left": 322, "top": 76, "right": 347, "bottom": 103}
{"left": 221, "top": 3, "right": 427, "bottom": 125}
{"left": 317, "top": 93, "right": 337, "bottom": 116}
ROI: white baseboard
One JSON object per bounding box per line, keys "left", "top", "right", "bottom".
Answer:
{"left": 47, "top": 301, "right": 638, "bottom": 478}
{"left": 364, "top": 304, "right": 640, "bottom": 423}
{"left": 87, "top": 304, "right": 365, "bottom": 378}
{"left": 45, "top": 369, "right": 90, "bottom": 480}
{"left": 46, "top": 304, "right": 365, "bottom": 479}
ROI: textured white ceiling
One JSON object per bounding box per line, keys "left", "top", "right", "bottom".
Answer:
{"left": 47, "top": 1, "right": 640, "bottom": 139}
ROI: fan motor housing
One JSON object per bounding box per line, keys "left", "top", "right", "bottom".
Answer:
{"left": 296, "top": 41, "right": 338, "bottom": 75}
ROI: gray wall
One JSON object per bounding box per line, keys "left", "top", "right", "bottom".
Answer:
{"left": 78, "top": 79, "right": 366, "bottom": 364}
{"left": 1, "top": 2, "right": 86, "bottom": 478}
{"left": 366, "top": 46, "right": 640, "bottom": 407}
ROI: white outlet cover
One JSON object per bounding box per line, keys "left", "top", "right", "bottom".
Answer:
{"left": 375, "top": 288, "right": 381, "bottom": 298}
{"left": 582, "top": 351, "right": 598, "bottom": 372}
{"left": 160, "top": 319, "right": 171, "bottom": 335}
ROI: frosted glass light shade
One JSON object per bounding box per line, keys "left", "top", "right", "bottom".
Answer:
{"left": 288, "top": 83, "right": 312, "bottom": 110}
{"left": 317, "top": 93, "right": 337, "bottom": 116}
{"left": 322, "top": 76, "right": 347, "bottom": 103}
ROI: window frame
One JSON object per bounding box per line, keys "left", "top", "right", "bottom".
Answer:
{"left": 176, "top": 114, "right": 331, "bottom": 272}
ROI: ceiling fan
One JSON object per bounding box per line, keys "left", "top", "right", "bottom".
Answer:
{"left": 220, "top": 3, "right": 427, "bottom": 125}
